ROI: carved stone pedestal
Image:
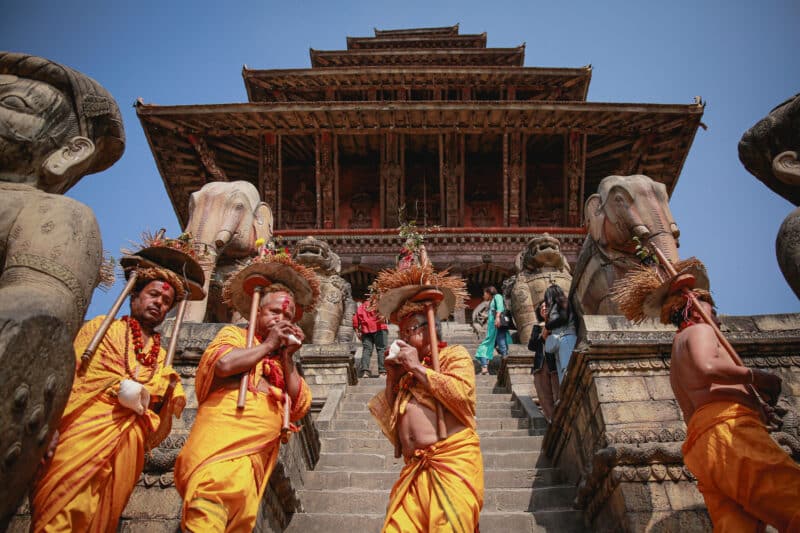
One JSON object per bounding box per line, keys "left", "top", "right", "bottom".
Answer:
{"left": 541, "top": 314, "right": 800, "bottom": 532}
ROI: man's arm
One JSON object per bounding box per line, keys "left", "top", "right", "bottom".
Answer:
{"left": 214, "top": 320, "right": 298, "bottom": 377}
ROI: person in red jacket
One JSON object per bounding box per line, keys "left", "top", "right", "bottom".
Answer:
{"left": 352, "top": 301, "right": 389, "bottom": 378}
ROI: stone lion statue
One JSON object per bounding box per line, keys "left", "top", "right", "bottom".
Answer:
{"left": 291, "top": 236, "right": 356, "bottom": 344}
{"left": 507, "top": 234, "right": 572, "bottom": 344}
{"left": 0, "top": 52, "right": 124, "bottom": 524}
{"left": 739, "top": 93, "right": 800, "bottom": 298}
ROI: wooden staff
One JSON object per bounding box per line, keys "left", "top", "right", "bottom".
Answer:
{"left": 280, "top": 392, "right": 292, "bottom": 444}
{"left": 238, "top": 283, "right": 265, "bottom": 410}
{"left": 649, "top": 244, "right": 772, "bottom": 417}
{"left": 154, "top": 293, "right": 189, "bottom": 414}
{"left": 413, "top": 288, "right": 448, "bottom": 441}
{"left": 80, "top": 229, "right": 168, "bottom": 374}
{"left": 78, "top": 271, "right": 138, "bottom": 375}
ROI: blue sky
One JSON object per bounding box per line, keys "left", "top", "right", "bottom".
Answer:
{"left": 3, "top": 0, "right": 798, "bottom": 317}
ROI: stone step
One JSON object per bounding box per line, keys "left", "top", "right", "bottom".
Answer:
{"left": 320, "top": 435, "right": 544, "bottom": 454}
{"left": 321, "top": 428, "right": 533, "bottom": 440}
{"left": 302, "top": 467, "right": 562, "bottom": 491}
{"left": 480, "top": 510, "right": 586, "bottom": 533}
{"left": 315, "top": 450, "right": 542, "bottom": 471}
{"left": 285, "top": 510, "right": 585, "bottom": 533}
{"left": 337, "top": 405, "right": 522, "bottom": 418}
{"left": 331, "top": 416, "right": 529, "bottom": 431}
{"left": 343, "top": 391, "right": 513, "bottom": 402}
{"left": 297, "top": 486, "right": 574, "bottom": 514}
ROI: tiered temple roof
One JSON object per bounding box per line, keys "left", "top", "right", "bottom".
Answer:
{"left": 137, "top": 25, "right": 703, "bottom": 299}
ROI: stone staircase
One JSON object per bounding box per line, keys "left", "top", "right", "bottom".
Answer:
{"left": 286, "top": 326, "right": 584, "bottom": 532}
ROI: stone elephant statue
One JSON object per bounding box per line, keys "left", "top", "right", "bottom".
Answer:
{"left": 0, "top": 52, "right": 124, "bottom": 525}
{"left": 570, "top": 174, "right": 681, "bottom": 317}
{"left": 292, "top": 236, "right": 356, "bottom": 344}
{"left": 183, "top": 181, "right": 273, "bottom": 323}
{"left": 739, "top": 93, "right": 800, "bottom": 298}
{"left": 507, "top": 234, "right": 573, "bottom": 344}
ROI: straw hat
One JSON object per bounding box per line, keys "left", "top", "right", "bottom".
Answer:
{"left": 610, "top": 257, "right": 711, "bottom": 324}
{"left": 369, "top": 263, "right": 467, "bottom": 324}
{"left": 120, "top": 231, "right": 207, "bottom": 301}
{"left": 223, "top": 252, "right": 320, "bottom": 320}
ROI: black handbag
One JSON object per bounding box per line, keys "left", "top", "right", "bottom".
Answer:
{"left": 498, "top": 309, "right": 516, "bottom": 329}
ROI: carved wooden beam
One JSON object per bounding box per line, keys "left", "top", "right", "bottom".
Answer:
{"left": 187, "top": 134, "right": 228, "bottom": 182}
{"left": 564, "top": 131, "right": 586, "bottom": 226}
{"left": 259, "top": 133, "right": 280, "bottom": 214}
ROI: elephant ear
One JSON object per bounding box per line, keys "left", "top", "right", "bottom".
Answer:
{"left": 585, "top": 194, "right": 604, "bottom": 243}
{"left": 253, "top": 202, "right": 273, "bottom": 242}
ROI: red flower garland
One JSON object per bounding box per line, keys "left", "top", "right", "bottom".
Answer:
{"left": 121, "top": 315, "right": 161, "bottom": 367}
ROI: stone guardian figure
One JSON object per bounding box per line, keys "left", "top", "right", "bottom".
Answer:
{"left": 0, "top": 52, "right": 124, "bottom": 525}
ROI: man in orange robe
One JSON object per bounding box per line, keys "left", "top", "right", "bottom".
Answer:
{"left": 668, "top": 291, "right": 800, "bottom": 532}
{"left": 31, "top": 267, "right": 187, "bottom": 532}
{"left": 368, "top": 262, "right": 484, "bottom": 533}
{"left": 175, "top": 253, "right": 318, "bottom": 532}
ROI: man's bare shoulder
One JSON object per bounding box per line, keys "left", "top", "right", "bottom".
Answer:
{"left": 675, "top": 322, "right": 717, "bottom": 343}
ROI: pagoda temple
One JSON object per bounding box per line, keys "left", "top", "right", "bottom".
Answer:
{"left": 137, "top": 24, "right": 704, "bottom": 303}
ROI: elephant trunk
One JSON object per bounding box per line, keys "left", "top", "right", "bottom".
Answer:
{"left": 646, "top": 231, "right": 679, "bottom": 264}
{"left": 214, "top": 229, "right": 234, "bottom": 250}
{"left": 184, "top": 250, "right": 218, "bottom": 323}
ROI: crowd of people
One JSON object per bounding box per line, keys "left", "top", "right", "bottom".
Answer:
{"left": 28, "top": 244, "right": 799, "bottom": 532}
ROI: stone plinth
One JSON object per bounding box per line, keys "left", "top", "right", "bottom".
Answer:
{"left": 298, "top": 343, "right": 358, "bottom": 402}
{"left": 542, "top": 314, "right": 800, "bottom": 532}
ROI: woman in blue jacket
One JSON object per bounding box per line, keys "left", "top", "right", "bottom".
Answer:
{"left": 475, "top": 286, "right": 512, "bottom": 374}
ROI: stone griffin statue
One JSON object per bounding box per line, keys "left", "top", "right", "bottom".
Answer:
{"left": 505, "top": 234, "right": 572, "bottom": 344}
{"left": 570, "top": 174, "right": 682, "bottom": 318}
{"left": 738, "top": 93, "right": 800, "bottom": 298}
{"left": 0, "top": 52, "right": 124, "bottom": 525}
{"left": 291, "top": 236, "right": 356, "bottom": 344}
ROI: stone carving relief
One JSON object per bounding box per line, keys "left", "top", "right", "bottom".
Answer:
{"left": 570, "top": 174, "right": 681, "bottom": 317}
{"left": 183, "top": 180, "right": 273, "bottom": 323}
{"left": 739, "top": 93, "right": 800, "bottom": 298}
{"left": 506, "top": 234, "right": 572, "bottom": 343}
{"left": 292, "top": 236, "right": 356, "bottom": 344}
{"left": 0, "top": 52, "right": 124, "bottom": 525}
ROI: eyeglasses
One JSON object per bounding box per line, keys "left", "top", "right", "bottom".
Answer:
{"left": 400, "top": 322, "right": 428, "bottom": 338}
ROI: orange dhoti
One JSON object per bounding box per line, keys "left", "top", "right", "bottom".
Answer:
{"left": 31, "top": 316, "right": 185, "bottom": 533}
{"left": 682, "top": 401, "right": 800, "bottom": 532}
{"left": 383, "top": 428, "right": 484, "bottom": 533}
{"left": 174, "top": 326, "right": 311, "bottom": 533}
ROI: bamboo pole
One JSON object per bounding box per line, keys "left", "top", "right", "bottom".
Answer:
{"left": 425, "top": 302, "right": 448, "bottom": 441}
{"left": 650, "top": 244, "right": 771, "bottom": 417}
{"left": 238, "top": 285, "right": 264, "bottom": 410}
{"left": 154, "top": 295, "right": 190, "bottom": 415}
{"left": 78, "top": 271, "right": 138, "bottom": 375}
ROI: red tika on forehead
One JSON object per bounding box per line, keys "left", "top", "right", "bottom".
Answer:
{"left": 281, "top": 296, "right": 291, "bottom": 312}
{"left": 161, "top": 282, "right": 172, "bottom": 292}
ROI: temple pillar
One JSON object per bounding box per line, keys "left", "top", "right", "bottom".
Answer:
{"left": 564, "top": 131, "right": 586, "bottom": 226}
{"left": 502, "top": 133, "right": 509, "bottom": 225}
{"left": 258, "top": 133, "right": 280, "bottom": 214}
{"left": 380, "top": 133, "right": 404, "bottom": 227}
{"left": 315, "top": 132, "right": 336, "bottom": 229}
{"left": 440, "top": 132, "right": 464, "bottom": 227}
{"left": 507, "top": 131, "right": 523, "bottom": 226}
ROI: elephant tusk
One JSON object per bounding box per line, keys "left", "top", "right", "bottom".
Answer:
{"left": 214, "top": 230, "right": 233, "bottom": 249}
{"left": 632, "top": 225, "right": 651, "bottom": 240}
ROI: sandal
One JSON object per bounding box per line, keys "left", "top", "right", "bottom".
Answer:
{"left": 480, "top": 367, "right": 488, "bottom": 375}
